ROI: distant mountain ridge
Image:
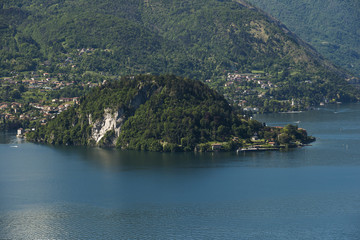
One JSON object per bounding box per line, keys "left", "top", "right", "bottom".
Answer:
{"left": 246, "top": 0, "right": 360, "bottom": 77}
{"left": 1, "top": 0, "right": 359, "bottom": 111}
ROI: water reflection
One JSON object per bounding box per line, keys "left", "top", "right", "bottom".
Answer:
{"left": 48, "top": 145, "right": 239, "bottom": 171}
{"left": 45, "top": 142, "right": 358, "bottom": 172}
{"left": 0, "top": 131, "right": 23, "bottom": 145}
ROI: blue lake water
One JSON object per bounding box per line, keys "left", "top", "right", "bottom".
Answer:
{"left": 1, "top": 104, "right": 360, "bottom": 239}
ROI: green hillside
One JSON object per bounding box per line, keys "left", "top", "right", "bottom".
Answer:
{"left": 1, "top": 0, "right": 359, "bottom": 119}
{"left": 246, "top": 0, "right": 360, "bottom": 77}
{"left": 26, "top": 75, "right": 314, "bottom": 151}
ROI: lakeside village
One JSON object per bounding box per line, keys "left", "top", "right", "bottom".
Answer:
{"left": 0, "top": 47, "right": 105, "bottom": 132}
{"left": 217, "top": 72, "right": 307, "bottom": 112}
{"left": 214, "top": 72, "right": 360, "bottom": 112}
{"left": 1, "top": 70, "right": 100, "bottom": 132}
{"left": 224, "top": 72, "right": 276, "bottom": 112}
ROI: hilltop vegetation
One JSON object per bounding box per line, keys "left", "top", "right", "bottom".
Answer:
{"left": 246, "top": 0, "right": 360, "bottom": 77}
{"left": 26, "top": 75, "right": 314, "bottom": 151}
{"left": 1, "top": 0, "right": 360, "bottom": 128}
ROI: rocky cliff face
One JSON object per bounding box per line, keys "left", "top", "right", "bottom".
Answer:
{"left": 88, "top": 82, "right": 159, "bottom": 146}
{"left": 89, "top": 108, "right": 125, "bottom": 145}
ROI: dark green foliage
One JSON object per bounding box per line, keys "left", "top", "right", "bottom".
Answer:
{"left": 28, "top": 106, "right": 92, "bottom": 145}
{"left": 116, "top": 75, "right": 234, "bottom": 150}
{"left": 98, "top": 130, "right": 115, "bottom": 147}
{"left": 49, "top": 85, "right": 90, "bottom": 99}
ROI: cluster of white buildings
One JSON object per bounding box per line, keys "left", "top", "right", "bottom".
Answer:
{"left": 225, "top": 73, "right": 278, "bottom": 89}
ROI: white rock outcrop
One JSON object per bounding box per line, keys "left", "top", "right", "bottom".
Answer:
{"left": 89, "top": 108, "right": 125, "bottom": 145}
{"left": 88, "top": 82, "right": 157, "bottom": 146}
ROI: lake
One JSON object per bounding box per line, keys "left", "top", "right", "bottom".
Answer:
{"left": 1, "top": 104, "right": 360, "bottom": 239}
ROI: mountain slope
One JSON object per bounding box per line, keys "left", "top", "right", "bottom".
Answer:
{"left": 246, "top": 0, "right": 360, "bottom": 77}
{"left": 1, "top": 0, "right": 359, "bottom": 112}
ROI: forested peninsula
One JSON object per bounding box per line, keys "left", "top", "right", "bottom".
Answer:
{"left": 26, "top": 75, "right": 315, "bottom": 152}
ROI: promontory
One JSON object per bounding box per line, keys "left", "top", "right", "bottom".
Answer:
{"left": 26, "top": 75, "right": 315, "bottom": 151}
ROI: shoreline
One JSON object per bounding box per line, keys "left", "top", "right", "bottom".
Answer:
{"left": 237, "top": 147, "right": 281, "bottom": 153}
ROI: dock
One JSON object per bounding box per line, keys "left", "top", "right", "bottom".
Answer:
{"left": 237, "top": 147, "right": 280, "bottom": 153}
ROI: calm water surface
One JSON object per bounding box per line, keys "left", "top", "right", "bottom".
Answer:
{"left": 1, "top": 104, "right": 360, "bottom": 239}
